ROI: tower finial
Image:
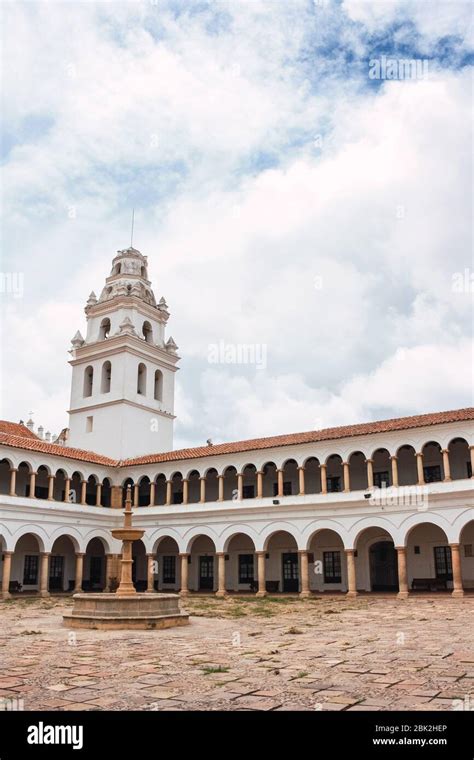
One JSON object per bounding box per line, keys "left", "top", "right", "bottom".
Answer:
{"left": 130, "top": 208, "right": 135, "bottom": 248}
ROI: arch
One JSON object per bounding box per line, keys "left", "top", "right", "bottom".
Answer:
{"left": 12, "top": 528, "right": 47, "bottom": 553}
{"left": 349, "top": 518, "right": 397, "bottom": 549}
{"left": 348, "top": 450, "right": 367, "bottom": 491}
{"left": 138, "top": 475, "right": 150, "bottom": 507}
{"left": 35, "top": 465, "right": 50, "bottom": 499}
{"left": 371, "top": 448, "right": 392, "bottom": 488}
{"left": 84, "top": 537, "right": 107, "bottom": 591}
{"left": 396, "top": 444, "right": 417, "bottom": 486}
{"left": 220, "top": 526, "right": 259, "bottom": 553}
{"left": 99, "top": 318, "right": 111, "bottom": 340}
{"left": 401, "top": 515, "right": 452, "bottom": 546}
{"left": 16, "top": 461, "right": 33, "bottom": 497}
{"left": 154, "top": 369, "right": 163, "bottom": 401}
{"left": 222, "top": 465, "right": 238, "bottom": 501}
{"left": 203, "top": 467, "right": 218, "bottom": 502}
{"left": 260, "top": 524, "right": 300, "bottom": 552}
{"left": 447, "top": 437, "right": 471, "bottom": 480}
{"left": 154, "top": 473, "right": 167, "bottom": 506}
{"left": 49, "top": 527, "right": 82, "bottom": 553}
{"left": 83, "top": 365, "right": 94, "bottom": 397}
{"left": 184, "top": 529, "right": 218, "bottom": 554}
{"left": 261, "top": 461, "right": 277, "bottom": 498}
{"left": 303, "top": 456, "right": 321, "bottom": 495}
{"left": 83, "top": 532, "right": 113, "bottom": 555}
{"left": 101, "top": 361, "right": 111, "bottom": 393}
{"left": 241, "top": 464, "right": 257, "bottom": 499}
{"left": 137, "top": 363, "right": 147, "bottom": 395}
{"left": 101, "top": 477, "right": 112, "bottom": 508}
{"left": 149, "top": 528, "right": 183, "bottom": 554}
{"left": 142, "top": 321, "right": 153, "bottom": 343}
{"left": 281, "top": 458, "right": 298, "bottom": 496}
{"left": 325, "top": 453, "right": 343, "bottom": 492}
{"left": 304, "top": 521, "right": 349, "bottom": 550}
{"left": 421, "top": 441, "right": 444, "bottom": 483}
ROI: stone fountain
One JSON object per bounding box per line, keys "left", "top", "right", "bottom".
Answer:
{"left": 63, "top": 487, "right": 189, "bottom": 630}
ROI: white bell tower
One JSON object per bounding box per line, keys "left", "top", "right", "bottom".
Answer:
{"left": 67, "top": 247, "right": 179, "bottom": 459}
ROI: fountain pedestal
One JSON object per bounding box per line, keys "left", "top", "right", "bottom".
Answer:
{"left": 64, "top": 488, "right": 189, "bottom": 630}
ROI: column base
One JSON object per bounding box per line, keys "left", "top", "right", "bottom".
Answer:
{"left": 39, "top": 591, "right": 50, "bottom": 598}
{"left": 73, "top": 588, "right": 82, "bottom": 594}
{"left": 397, "top": 591, "right": 409, "bottom": 599}
{"left": 256, "top": 590, "right": 267, "bottom": 597}
{"left": 299, "top": 590, "right": 311, "bottom": 598}
{"left": 215, "top": 590, "right": 227, "bottom": 598}
{"left": 1, "top": 591, "right": 12, "bottom": 599}
{"left": 145, "top": 589, "right": 157, "bottom": 594}
{"left": 179, "top": 590, "right": 189, "bottom": 597}
{"left": 451, "top": 589, "right": 465, "bottom": 598}
{"left": 346, "top": 591, "right": 358, "bottom": 597}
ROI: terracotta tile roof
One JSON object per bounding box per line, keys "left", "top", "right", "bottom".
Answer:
{"left": 0, "top": 420, "right": 38, "bottom": 439}
{"left": 0, "top": 408, "right": 472, "bottom": 469}
{"left": 125, "top": 407, "right": 474, "bottom": 466}
{"left": 0, "top": 432, "right": 116, "bottom": 467}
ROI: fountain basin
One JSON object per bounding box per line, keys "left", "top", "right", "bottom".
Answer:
{"left": 63, "top": 592, "right": 189, "bottom": 630}
{"left": 111, "top": 529, "right": 145, "bottom": 541}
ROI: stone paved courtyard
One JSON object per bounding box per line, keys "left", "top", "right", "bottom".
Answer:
{"left": 0, "top": 594, "right": 473, "bottom": 712}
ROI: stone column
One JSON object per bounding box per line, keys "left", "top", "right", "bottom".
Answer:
{"left": 343, "top": 461, "right": 350, "bottom": 493}
{"left": 1, "top": 551, "right": 13, "bottom": 598}
{"left": 441, "top": 449, "right": 451, "bottom": 482}
{"left": 29, "top": 471, "right": 36, "bottom": 498}
{"left": 256, "top": 551, "right": 266, "bottom": 597}
{"left": 218, "top": 475, "right": 224, "bottom": 502}
{"left": 95, "top": 482, "right": 102, "bottom": 506}
{"left": 64, "top": 478, "right": 71, "bottom": 503}
{"left": 237, "top": 473, "right": 243, "bottom": 500}
{"left": 277, "top": 468, "right": 284, "bottom": 497}
{"left": 470, "top": 446, "right": 474, "bottom": 478}
{"left": 39, "top": 552, "right": 50, "bottom": 597}
{"left": 396, "top": 546, "right": 409, "bottom": 598}
{"left": 216, "top": 553, "right": 226, "bottom": 597}
{"left": 366, "top": 459, "right": 374, "bottom": 489}
{"left": 199, "top": 477, "right": 206, "bottom": 503}
{"left": 74, "top": 553, "right": 84, "bottom": 593}
{"left": 179, "top": 553, "right": 189, "bottom": 596}
{"left": 416, "top": 452, "right": 425, "bottom": 485}
{"left": 9, "top": 468, "right": 17, "bottom": 497}
{"left": 450, "top": 543, "right": 464, "bottom": 597}
{"left": 166, "top": 480, "right": 172, "bottom": 506}
{"left": 298, "top": 466, "right": 305, "bottom": 496}
{"left": 182, "top": 479, "right": 189, "bottom": 505}
{"left": 320, "top": 463, "right": 327, "bottom": 494}
{"left": 256, "top": 471, "right": 263, "bottom": 498}
{"left": 345, "top": 549, "right": 357, "bottom": 597}
{"left": 104, "top": 554, "right": 114, "bottom": 592}
{"left": 133, "top": 483, "right": 139, "bottom": 507}
{"left": 80, "top": 480, "right": 87, "bottom": 505}
{"left": 47, "top": 474, "right": 55, "bottom": 501}
{"left": 149, "top": 481, "right": 155, "bottom": 507}
{"left": 146, "top": 554, "right": 156, "bottom": 593}
{"left": 299, "top": 550, "right": 310, "bottom": 597}
{"left": 390, "top": 456, "right": 399, "bottom": 487}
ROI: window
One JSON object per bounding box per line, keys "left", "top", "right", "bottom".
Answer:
{"left": 323, "top": 551, "right": 342, "bottom": 583}
{"left": 414, "top": 545, "right": 420, "bottom": 554}
{"left": 154, "top": 370, "right": 163, "bottom": 401}
{"left": 83, "top": 366, "right": 93, "bottom": 397}
{"left": 101, "top": 361, "right": 111, "bottom": 393}
{"left": 137, "top": 363, "right": 147, "bottom": 395}
{"left": 327, "top": 476, "right": 341, "bottom": 492}
{"left": 374, "top": 471, "right": 390, "bottom": 488}
{"left": 243, "top": 485, "right": 255, "bottom": 499}
{"left": 239, "top": 554, "right": 254, "bottom": 583}
{"left": 90, "top": 557, "right": 103, "bottom": 586}
{"left": 163, "top": 556, "right": 176, "bottom": 584}
{"left": 173, "top": 491, "right": 183, "bottom": 504}
{"left": 272, "top": 481, "right": 292, "bottom": 496}
{"left": 142, "top": 321, "right": 153, "bottom": 343}
{"left": 86, "top": 416, "right": 93, "bottom": 433}
{"left": 464, "top": 544, "right": 473, "bottom": 558}
{"left": 23, "top": 555, "right": 38, "bottom": 585}
{"left": 434, "top": 546, "right": 453, "bottom": 580}
{"left": 424, "top": 465, "right": 442, "bottom": 483}
{"left": 99, "top": 318, "right": 110, "bottom": 340}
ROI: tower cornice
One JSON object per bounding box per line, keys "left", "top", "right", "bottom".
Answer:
{"left": 69, "top": 333, "right": 180, "bottom": 368}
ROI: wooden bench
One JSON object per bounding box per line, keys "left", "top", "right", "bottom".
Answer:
{"left": 411, "top": 577, "right": 447, "bottom": 591}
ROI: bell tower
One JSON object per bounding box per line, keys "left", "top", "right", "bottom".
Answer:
{"left": 67, "top": 247, "right": 179, "bottom": 460}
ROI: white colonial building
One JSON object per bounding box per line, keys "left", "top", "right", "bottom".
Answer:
{"left": 0, "top": 247, "right": 473, "bottom": 600}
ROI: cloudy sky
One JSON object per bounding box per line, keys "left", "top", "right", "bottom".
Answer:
{"left": 1, "top": 0, "right": 472, "bottom": 449}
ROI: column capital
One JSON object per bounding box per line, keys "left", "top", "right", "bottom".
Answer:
{"left": 390, "top": 455, "right": 398, "bottom": 460}
{"left": 298, "top": 549, "right": 309, "bottom": 555}
{"left": 344, "top": 548, "right": 355, "bottom": 555}
{"left": 256, "top": 469, "right": 264, "bottom": 475}
{"left": 2, "top": 550, "right": 13, "bottom": 557}
{"left": 75, "top": 551, "right": 85, "bottom": 558}
{"left": 178, "top": 552, "right": 189, "bottom": 558}
{"left": 395, "top": 545, "right": 407, "bottom": 552}
{"left": 320, "top": 462, "right": 327, "bottom": 468}
{"left": 415, "top": 451, "right": 424, "bottom": 457}
{"left": 40, "top": 551, "right": 51, "bottom": 557}
{"left": 364, "top": 458, "right": 373, "bottom": 464}
{"left": 449, "top": 542, "right": 460, "bottom": 549}
{"left": 199, "top": 476, "right": 206, "bottom": 482}
{"left": 255, "top": 550, "right": 266, "bottom": 556}
{"left": 10, "top": 467, "right": 18, "bottom": 473}
{"left": 342, "top": 461, "right": 349, "bottom": 466}
{"left": 441, "top": 448, "right": 450, "bottom": 454}
{"left": 297, "top": 465, "right": 305, "bottom": 472}
{"left": 215, "top": 551, "right": 226, "bottom": 557}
